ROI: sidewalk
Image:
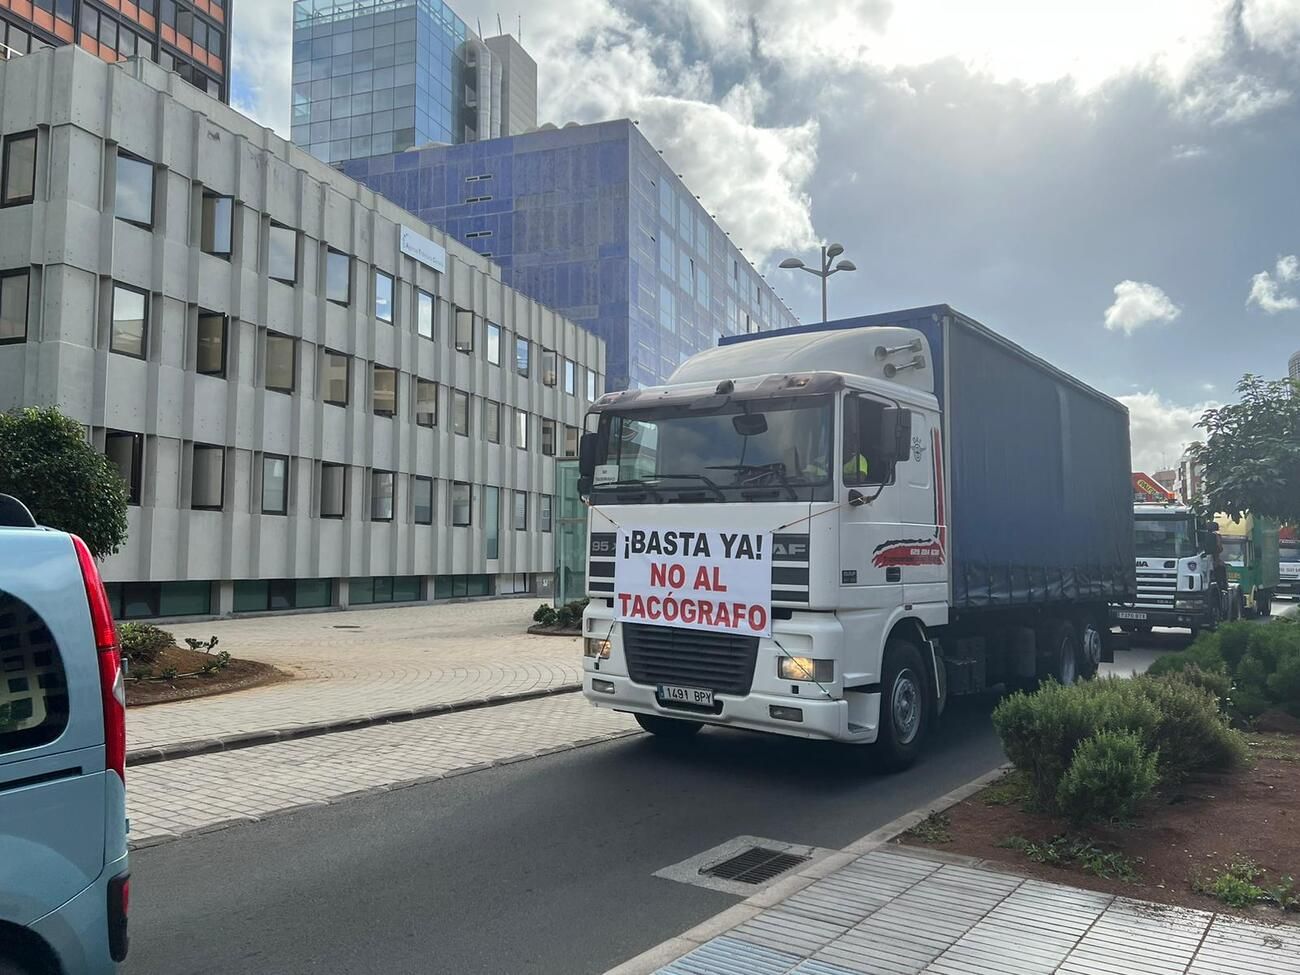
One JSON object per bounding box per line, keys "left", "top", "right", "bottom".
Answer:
{"left": 127, "top": 599, "right": 581, "bottom": 759}
{"left": 627, "top": 844, "right": 1300, "bottom": 975}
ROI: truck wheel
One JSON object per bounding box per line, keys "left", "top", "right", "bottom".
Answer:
{"left": 1038, "top": 620, "right": 1080, "bottom": 685}
{"left": 875, "top": 638, "right": 929, "bottom": 771}
{"left": 634, "top": 713, "right": 703, "bottom": 740}
{"left": 1258, "top": 591, "right": 1272, "bottom": 617}
{"left": 1078, "top": 620, "right": 1103, "bottom": 679}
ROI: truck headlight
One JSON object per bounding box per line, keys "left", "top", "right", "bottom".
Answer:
{"left": 584, "top": 637, "right": 611, "bottom": 659}
{"left": 778, "top": 656, "right": 833, "bottom": 682}
{"left": 1176, "top": 598, "right": 1201, "bottom": 609}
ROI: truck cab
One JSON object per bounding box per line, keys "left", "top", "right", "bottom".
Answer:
{"left": 1279, "top": 526, "right": 1299, "bottom": 599}
{"left": 1218, "top": 515, "right": 1280, "bottom": 617}
{"left": 1111, "top": 503, "right": 1226, "bottom": 635}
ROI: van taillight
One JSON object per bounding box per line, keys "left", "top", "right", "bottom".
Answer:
{"left": 71, "top": 534, "right": 126, "bottom": 784}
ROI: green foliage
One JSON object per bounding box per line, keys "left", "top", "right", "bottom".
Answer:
{"left": 184, "top": 635, "right": 220, "bottom": 654}
{"left": 533, "top": 603, "right": 557, "bottom": 625}
{"left": 0, "top": 407, "right": 129, "bottom": 559}
{"left": 533, "top": 599, "right": 587, "bottom": 630}
{"left": 980, "top": 770, "right": 1032, "bottom": 807}
{"left": 1193, "top": 857, "right": 1275, "bottom": 908}
{"left": 902, "top": 812, "right": 952, "bottom": 844}
{"left": 118, "top": 622, "right": 174, "bottom": 667}
{"left": 999, "top": 835, "right": 1140, "bottom": 881}
{"left": 1055, "top": 730, "right": 1158, "bottom": 824}
{"left": 1134, "top": 676, "right": 1248, "bottom": 782}
{"left": 1193, "top": 374, "right": 1300, "bottom": 524}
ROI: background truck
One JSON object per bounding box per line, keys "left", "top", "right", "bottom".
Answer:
{"left": 578, "top": 304, "right": 1135, "bottom": 767}
{"left": 1219, "top": 515, "right": 1280, "bottom": 616}
{"left": 1110, "top": 502, "right": 1230, "bottom": 636}
{"left": 1280, "top": 526, "right": 1299, "bottom": 599}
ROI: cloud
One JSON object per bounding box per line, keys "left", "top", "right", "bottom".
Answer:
{"left": 1104, "top": 281, "right": 1182, "bottom": 335}
{"left": 1178, "top": 73, "right": 1292, "bottom": 124}
{"left": 1246, "top": 255, "right": 1300, "bottom": 313}
{"left": 230, "top": 2, "right": 293, "bottom": 135}
{"left": 1119, "top": 391, "right": 1218, "bottom": 471}
{"left": 1241, "top": 0, "right": 1300, "bottom": 52}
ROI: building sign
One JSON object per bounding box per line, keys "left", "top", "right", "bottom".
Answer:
{"left": 613, "top": 528, "right": 772, "bottom": 637}
{"left": 400, "top": 225, "right": 446, "bottom": 274}
{"left": 1132, "top": 471, "right": 1174, "bottom": 503}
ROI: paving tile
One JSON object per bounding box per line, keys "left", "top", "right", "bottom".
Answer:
{"left": 656, "top": 935, "right": 801, "bottom": 975}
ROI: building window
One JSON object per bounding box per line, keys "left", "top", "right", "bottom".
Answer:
{"left": 268, "top": 223, "right": 298, "bottom": 283}
{"left": 455, "top": 308, "right": 474, "bottom": 352}
{"left": 200, "top": 193, "right": 233, "bottom": 257}
{"left": 0, "top": 270, "right": 29, "bottom": 345}
{"left": 2, "top": 131, "right": 36, "bottom": 207}
{"left": 515, "top": 337, "right": 530, "bottom": 377}
{"left": 266, "top": 333, "right": 296, "bottom": 393}
{"left": 514, "top": 409, "right": 529, "bottom": 450}
{"left": 191, "top": 444, "right": 224, "bottom": 510}
{"left": 451, "top": 481, "right": 472, "bottom": 526}
{"left": 372, "top": 366, "right": 397, "bottom": 417}
{"left": 374, "top": 269, "right": 393, "bottom": 322}
{"left": 105, "top": 430, "right": 143, "bottom": 506}
{"left": 105, "top": 580, "right": 214, "bottom": 619}
{"left": 349, "top": 576, "right": 421, "bottom": 606}
{"left": 586, "top": 369, "right": 598, "bottom": 401}
{"left": 417, "top": 290, "right": 434, "bottom": 339}
{"left": 513, "top": 491, "right": 528, "bottom": 530}
{"left": 370, "top": 470, "right": 395, "bottom": 521}
{"left": 262, "top": 454, "right": 289, "bottom": 515}
{"left": 234, "top": 579, "right": 333, "bottom": 614}
{"left": 564, "top": 359, "right": 576, "bottom": 395}
{"left": 563, "top": 425, "right": 580, "bottom": 458}
{"left": 415, "top": 378, "right": 437, "bottom": 427}
{"left": 413, "top": 476, "right": 433, "bottom": 525}
{"left": 433, "top": 575, "right": 493, "bottom": 599}
{"left": 542, "top": 349, "right": 557, "bottom": 386}
{"left": 484, "top": 485, "right": 499, "bottom": 558}
{"left": 453, "top": 390, "right": 469, "bottom": 436}
{"left": 114, "top": 151, "right": 154, "bottom": 228}
{"left": 541, "top": 495, "right": 553, "bottom": 533}
{"left": 320, "top": 463, "right": 346, "bottom": 518}
{"left": 110, "top": 284, "right": 148, "bottom": 359}
{"left": 322, "top": 350, "right": 349, "bottom": 406}
{"left": 484, "top": 400, "right": 500, "bottom": 443}
{"left": 486, "top": 322, "right": 501, "bottom": 365}
{"left": 325, "top": 248, "right": 350, "bottom": 305}
{"left": 196, "top": 312, "right": 226, "bottom": 377}
{"left": 541, "top": 419, "right": 556, "bottom": 457}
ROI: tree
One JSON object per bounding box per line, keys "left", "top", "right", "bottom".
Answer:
{"left": 1193, "top": 375, "right": 1300, "bottom": 524}
{"left": 0, "top": 407, "right": 129, "bottom": 558}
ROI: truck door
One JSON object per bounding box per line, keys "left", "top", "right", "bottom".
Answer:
{"left": 896, "top": 411, "right": 947, "bottom": 608}
{"left": 839, "top": 394, "right": 906, "bottom": 614}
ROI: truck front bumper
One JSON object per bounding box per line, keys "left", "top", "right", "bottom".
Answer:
{"left": 1109, "top": 606, "right": 1210, "bottom": 630}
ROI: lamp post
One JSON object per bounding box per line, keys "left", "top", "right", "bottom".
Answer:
{"left": 779, "top": 243, "right": 857, "bottom": 323}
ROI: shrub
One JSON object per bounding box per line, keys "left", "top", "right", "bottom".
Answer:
{"left": 1168, "top": 664, "right": 1232, "bottom": 708}
{"left": 555, "top": 605, "right": 576, "bottom": 629}
{"left": 118, "top": 622, "right": 174, "bottom": 667}
{"left": 1135, "top": 675, "right": 1247, "bottom": 781}
{"left": 533, "top": 603, "right": 557, "bottom": 625}
{"left": 1056, "top": 730, "right": 1159, "bottom": 824}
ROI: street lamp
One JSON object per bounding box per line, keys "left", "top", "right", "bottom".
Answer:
{"left": 779, "top": 242, "right": 857, "bottom": 323}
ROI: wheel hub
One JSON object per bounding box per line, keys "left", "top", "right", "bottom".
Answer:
{"left": 891, "top": 669, "right": 921, "bottom": 744}
{"left": 1082, "top": 626, "right": 1102, "bottom": 668}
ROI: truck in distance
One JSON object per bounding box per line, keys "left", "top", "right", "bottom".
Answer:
{"left": 578, "top": 305, "right": 1135, "bottom": 767}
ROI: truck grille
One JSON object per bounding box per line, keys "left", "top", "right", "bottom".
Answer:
{"left": 623, "top": 623, "right": 760, "bottom": 696}
{"left": 1135, "top": 569, "right": 1177, "bottom": 608}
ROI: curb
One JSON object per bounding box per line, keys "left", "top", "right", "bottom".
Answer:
{"left": 125, "top": 682, "right": 584, "bottom": 767}
{"left": 603, "top": 762, "right": 1015, "bottom": 975}
{"left": 128, "top": 728, "right": 641, "bottom": 851}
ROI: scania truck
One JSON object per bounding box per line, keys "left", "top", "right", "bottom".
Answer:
{"left": 578, "top": 305, "right": 1135, "bottom": 767}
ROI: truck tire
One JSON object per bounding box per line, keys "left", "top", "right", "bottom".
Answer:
{"left": 875, "top": 638, "right": 929, "bottom": 771}
{"left": 634, "top": 713, "right": 703, "bottom": 740}
{"left": 1038, "top": 620, "right": 1080, "bottom": 685}
{"left": 1078, "top": 619, "right": 1103, "bottom": 680}
{"left": 1257, "top": 591, "right": 1272, "bottom": 618}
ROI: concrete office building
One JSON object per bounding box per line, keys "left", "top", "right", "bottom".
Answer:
{"left": 0, "top": 45, "right": 603, "bottom": 618}
{"left": 341, "top": 119, "right": 800, "bottom": 390}
{"left": 291, "top": 0, "right": 537, "bottom": 165}
{"left": 0, "top": 0, "right": 231, "bottom": 101}
{"left": 1290, "top": 350, "right": 1299, "bottom": 380}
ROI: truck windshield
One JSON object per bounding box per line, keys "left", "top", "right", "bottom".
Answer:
{"left": 591, "top": 395, "right": 834, "bottom": 504}
{"left": 1219, "top": 537, "right": 1246, "bottom": 563}
{"left": 1281, "top": 540, "right": 1300, "bottom": 560}
{"left": 1134, "top": 516, "right": 1198, "bottom": 559}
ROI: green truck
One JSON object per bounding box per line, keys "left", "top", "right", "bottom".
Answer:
{"left": 1218, "top": 515, "right": 1280, "bottom": 617}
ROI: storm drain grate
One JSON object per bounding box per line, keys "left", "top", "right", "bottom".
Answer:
{"left": 700, "top": 846, "right": 810, "bottom": 885}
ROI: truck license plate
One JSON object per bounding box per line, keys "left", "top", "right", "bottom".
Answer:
{"left": 657, "top": 684, "right": 714, "bottom": 707}
{"left": 1117, "top": 611, "right": 1147, "bottom": 621}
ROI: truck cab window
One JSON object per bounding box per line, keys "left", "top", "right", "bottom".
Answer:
{"left": 842, "top": 394, "right": 891, "bottom": 487}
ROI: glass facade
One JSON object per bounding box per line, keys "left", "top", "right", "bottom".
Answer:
{"left": 291, "top": 0, "right": 534, "bottom": 164}
{"left": 340, "top": 120, "right": 800, "bottom": 390}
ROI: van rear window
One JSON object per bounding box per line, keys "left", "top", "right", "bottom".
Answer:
{"left": 0, "top": 592, "right": 69, "bottom": 754}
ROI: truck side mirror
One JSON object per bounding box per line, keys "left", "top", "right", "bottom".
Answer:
{"left": 577, "top": 432, "right": 597, "bottom": 498}
{"left": 877, "top": 407, "right": 913, "bottom": 465}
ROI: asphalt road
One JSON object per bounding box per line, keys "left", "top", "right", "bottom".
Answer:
{"left": 124, "top": 610, "right": 1295, "bottom": 975}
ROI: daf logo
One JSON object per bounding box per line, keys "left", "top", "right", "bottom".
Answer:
{"left": 773, "top": 540, "right": 809, "bottom": 560}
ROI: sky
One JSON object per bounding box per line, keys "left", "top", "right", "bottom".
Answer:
{"left": 232, "top": 1, "right": 1300, "bottom": 472}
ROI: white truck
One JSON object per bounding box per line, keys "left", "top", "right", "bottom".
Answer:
{"left": 578, "top": 305, "right": 1135, "bottom": 767}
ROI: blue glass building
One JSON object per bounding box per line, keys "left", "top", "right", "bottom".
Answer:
{"left": 341, "top": 120, "right": 800, "bottom": 390}
{"left": 291, "top": 0, "right": 536, "bottom": 164}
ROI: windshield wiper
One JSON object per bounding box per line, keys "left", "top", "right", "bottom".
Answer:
{"left": 648, "top": 473, "right": 726, "bottom": 502}
{"left": 707, "top": 463, "right": 799, "bottom": 501}
{"left": 591, "top": 479, "right": 663, "bottom": 502}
